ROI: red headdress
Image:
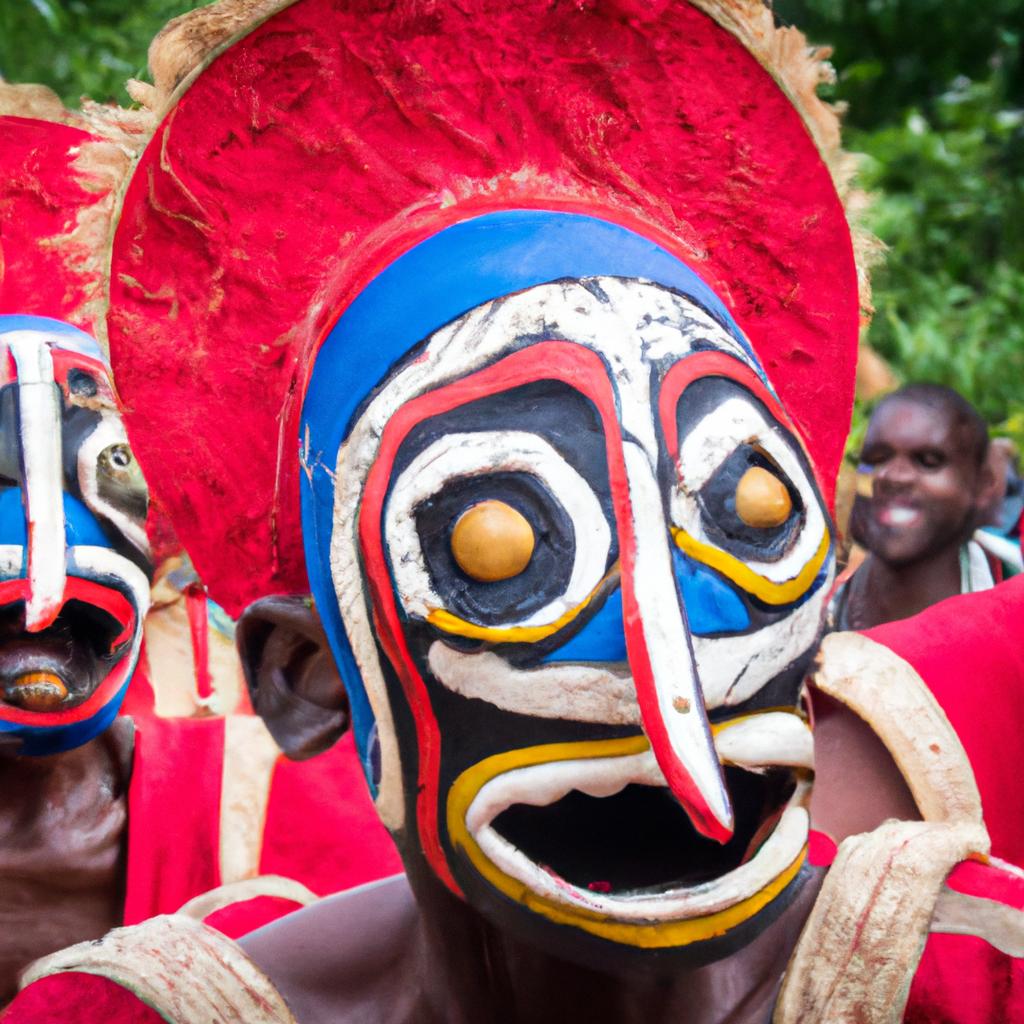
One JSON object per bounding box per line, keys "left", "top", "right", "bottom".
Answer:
{"left": 106, "top": 0, "right": 867, "bottom": 617}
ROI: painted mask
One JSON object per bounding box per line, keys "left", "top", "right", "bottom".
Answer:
{"left": 300, "top": 211, "right": 833, "bottom": 963}
{"left": 0, "top": 315, "right": 151, "bottom": 755}
{"left": 99, "top": 0, "right": 862, "bottom": 974}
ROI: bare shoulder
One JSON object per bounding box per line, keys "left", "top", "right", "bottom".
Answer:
{"left": 239, "top": 874, "right": 426, "bottom": 1024}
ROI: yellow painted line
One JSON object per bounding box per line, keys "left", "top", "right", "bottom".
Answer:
{"left": 671, "top": 527, "right": 830, "bottom": 606}
{"left": 446, "top": 737, "right": 806, "bottom": 948}
{"left": 427, "top": 563, "right": 619, "bottom": 643}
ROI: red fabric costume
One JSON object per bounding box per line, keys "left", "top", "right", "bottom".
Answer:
{"left": 117, "top": 707, "right": 400, "bottom": 935}
{"left": 865, "top": 577, "right": 1024, "bottom": 1022}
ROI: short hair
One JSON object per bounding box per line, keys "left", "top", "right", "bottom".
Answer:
{"left": 876, "top": 383, "right": 989, "bottom": 469}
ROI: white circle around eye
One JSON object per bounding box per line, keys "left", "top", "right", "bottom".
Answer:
{"left": 670, "top": 395, "right": 827, "bottom": 585}
{"left": 75, "top": 412, "right": 150, "bottom": 556}
{"left": 384, "top": 431, "right": 612, "bottom": 628}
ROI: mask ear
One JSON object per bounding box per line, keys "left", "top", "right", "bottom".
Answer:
{"left": 236, "top": 595, "right": 348, "bottom": 760}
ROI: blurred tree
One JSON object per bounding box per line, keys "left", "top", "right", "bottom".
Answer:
{"left": 0, "top": 0, "right": 197, "bottom": 105}
{"left": 778, "top": 0, "right": 1024, "bottom": 450}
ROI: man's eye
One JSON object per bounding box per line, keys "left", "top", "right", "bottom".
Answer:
{"left": 858, "top": 450, "right": 886, "bottom": 467}
{"left": 916, "top": 452, "right": 946, "bottom": 470}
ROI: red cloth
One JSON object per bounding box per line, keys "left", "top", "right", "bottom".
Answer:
{"left": 864, "top": 578, "right": 1024, "bottom": 1023}
{"left": 906, "top": 860, "right": 1024, "bottom": 1023}
{"left": 121, "top": 715, "right": 399, "bottom": 926}
{"left": 865, "top": 577, "right": 1024, "bottom": 867}
{"left": 258, "top": 730, "right": 402, "bottom": 895}
{"left": 1, "top": 973, "right": 163, "bottom": 1024}
{"left": 123, "top": 715, "right": 224, "bottom": 923}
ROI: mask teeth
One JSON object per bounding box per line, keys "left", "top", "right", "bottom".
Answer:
{"left": 8, "top": 334, "right": 66, "bottom": 632}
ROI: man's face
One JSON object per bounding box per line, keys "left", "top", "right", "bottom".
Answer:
{"left": 331, "top": 276, "right": 834, "bottom": 966}
{"left": 851, "top": 398, "right": 980, "bottom": 567}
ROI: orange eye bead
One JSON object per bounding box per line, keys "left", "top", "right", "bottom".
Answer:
{"left": 734, "top": 466, "right": 792, "bottom": 528}
{"left": 451, "top": 500, "right": 536, "bottom": 582}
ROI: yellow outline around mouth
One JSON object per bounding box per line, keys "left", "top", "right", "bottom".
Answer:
{"left": 446, "top": 734, "right": 806, "bottom": 948}
{"left": 671, "top": 527, "right": 830, "bottom": 606}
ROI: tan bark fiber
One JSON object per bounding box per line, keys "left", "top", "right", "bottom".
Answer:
{"left": 774, "top": 820, "right": 989, "bottom": 1023}
{"left": 21, "top": 914, "right": 298, "bottom": 1024}
{"left": 812, "top": 632, "right": 983, "bottom": 825}
{"left": 772, "top": 632, "right": 992, "bottom": 1023}
{"left": 175, "top": 874, "right": 318, "bottom": 921}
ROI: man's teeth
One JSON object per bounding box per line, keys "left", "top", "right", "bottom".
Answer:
{"left": 881, "top": 506, "right": 919, "bottom": 526}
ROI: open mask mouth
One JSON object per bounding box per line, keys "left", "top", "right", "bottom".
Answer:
{"left": 447, "top": 713, "right": 812, "bottom": 947}
{"left": 0, "top": 561, "right": 144, "bottom": 720}
{"left": 0, "top": 596, "right": 132, "bottom": 712}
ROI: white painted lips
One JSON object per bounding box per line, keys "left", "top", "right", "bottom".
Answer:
{"left": 464, "top": 712, "right": 813, "bottom": 921}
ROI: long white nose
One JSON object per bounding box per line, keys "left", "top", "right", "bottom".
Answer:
{"left": 8, "top": 333, "right": 66, "bottom": 632}
{"left": 618, "top": 441, "right": 734, "bottom": 842}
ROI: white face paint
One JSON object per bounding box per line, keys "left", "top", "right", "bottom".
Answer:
{"left": 332, "top": 276, "right": 832, "bottom": 934}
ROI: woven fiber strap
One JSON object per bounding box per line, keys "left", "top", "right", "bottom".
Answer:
{"left": 774, "top": 820, "right": 988, "bottom": 1023}
{"left": 773, "top": 631, "right": 993, "bottom": 1023}
{"left": 20, "top": 913, "right": 297, "bottom": 1024}
{"left": 812, "top": 631, "right": 983, "bottom": 825}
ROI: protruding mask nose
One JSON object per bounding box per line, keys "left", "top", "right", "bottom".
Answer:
{"left": 617, "top": 441, "right": 734, "bottom": 843}
{"left": 6, "top": 335, "right": 66, "bottom": 631}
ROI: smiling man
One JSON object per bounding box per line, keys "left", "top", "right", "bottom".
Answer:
{"left": 831, "top": 384, "right": 999, "bottom": 630}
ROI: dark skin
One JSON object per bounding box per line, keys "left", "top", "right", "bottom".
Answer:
{"left": 236, "top": 598, "right": 922, "bottom": 1024}
{"left": 240, "top": 868, "right": 825, "bottom": 1024}
{"left": 0, "top": 720, "right": 132, "bottom": 1003}
{"left": 844, "top": 397, "right": 997, "bottom": 629}
{"left": 0, "top": 596, "right": 342, "bottom": 1004}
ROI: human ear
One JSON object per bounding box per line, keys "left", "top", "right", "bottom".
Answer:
{"left": 974, "top": 447, "right": 1006, "bottom": 528}
{"left": 236, "top": 595, "right": 348, "bottom": 760}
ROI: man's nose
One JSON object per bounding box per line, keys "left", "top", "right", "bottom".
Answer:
{"left": 874, "top": 454, "right": 917, "bottom": 491}
{"left": 615, "top": 440, "right": 733, "bottom": 843}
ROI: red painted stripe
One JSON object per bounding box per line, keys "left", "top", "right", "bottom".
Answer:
{"left": 658, "top": 351, "right": 796, "bottom": 481}
{"left": 185, "top": 583, "right": 214, "bottom": 700}
{"left": 360, "top": 341, "right": 626, "bottom": 893}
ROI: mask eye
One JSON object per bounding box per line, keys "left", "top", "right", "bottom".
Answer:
{"left": 384, "top": 430, "right": 613, "bottom": 639}
{"left": 735, "top": 466, "right": 792, "bottom": 529}
{"left": 451, "top": 500, "right": 536, "bottom": 582}
{"left": 670, "top": 385, "right": 829, "bottom": 600}
{"left": 696, "top": 443, "right": 804, "bottom": 561}
{"left": 74, "top": 414, "right": 151, "bottom": 559}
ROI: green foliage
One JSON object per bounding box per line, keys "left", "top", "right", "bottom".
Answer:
{"left": 0, "top": 0, "right": 198, "bottom": 105}
{"left": 778, "top": 0, "right": 1024, "bottom": 454}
